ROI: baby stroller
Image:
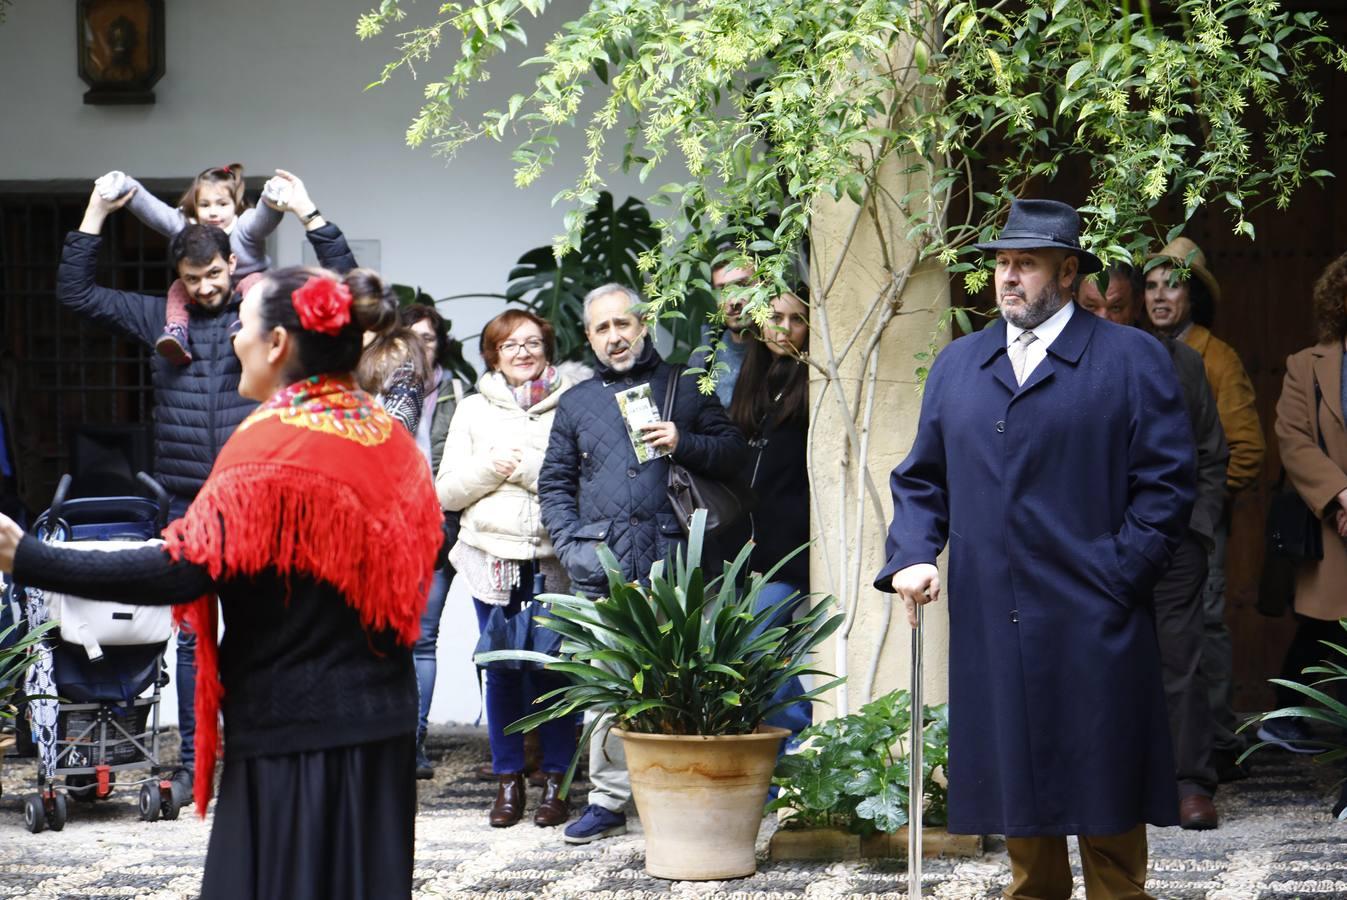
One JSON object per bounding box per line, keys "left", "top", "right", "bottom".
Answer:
{"left": 14, "top": 472, "right": 179, "bottom": 832}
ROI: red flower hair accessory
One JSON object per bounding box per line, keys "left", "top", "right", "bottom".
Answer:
{"left": 291, "top": 276, "right": 352, "bottom": 336}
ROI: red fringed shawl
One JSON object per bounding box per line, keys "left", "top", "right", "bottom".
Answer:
{"left": 160, "top": 375, "right": 443, "bottom": 815}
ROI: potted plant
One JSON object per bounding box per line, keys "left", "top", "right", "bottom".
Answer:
{"left": 766, "top": 689, "right": 978, "bottom": 861}
{"left": 479, "top": 509, "right": 844, "bottom": 880}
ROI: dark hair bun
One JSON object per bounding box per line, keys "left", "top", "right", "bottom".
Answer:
{"left": 345, "top": 268, "right": 398, "bottom": 335}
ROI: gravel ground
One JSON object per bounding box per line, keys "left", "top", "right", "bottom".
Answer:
{"left": 1, "top": 725, "right": 1345, "bottom": 899}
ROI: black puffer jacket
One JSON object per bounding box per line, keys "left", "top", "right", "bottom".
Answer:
{"left": 539, "top": 343, "right": 748, "bottom": 597}
{"left": 55, "top": 227, "right": 358, "bottom": 509}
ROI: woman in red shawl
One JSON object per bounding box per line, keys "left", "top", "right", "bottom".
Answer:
{"left": 0, "top": 266, "right": 443, "bottom": 900}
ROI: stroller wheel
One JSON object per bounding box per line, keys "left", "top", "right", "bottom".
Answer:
{"left": 160, "top": 783, "right": 181, "bottom": 821}
{"left": 23, "top": 794, "right": 46, "bottom": 834}
{"left": 48, "top": 793, "right": 68, "bottom": 831}
{"left": 138, "top": 783, "right": 161, "bottom": 822}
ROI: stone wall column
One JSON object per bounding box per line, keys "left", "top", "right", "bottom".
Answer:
{"left": 807, "top": 146, "right": 951, "bottom": 715}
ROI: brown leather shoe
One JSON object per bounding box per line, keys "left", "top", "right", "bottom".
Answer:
{"left": 534, "top": 772, "right": 570, "bottom": 827}
{"left": 489, "top": 774, "right": 526, "bottom": 828}
{"left": 1179, "top": 794, "right": 1218, "bottom": 830}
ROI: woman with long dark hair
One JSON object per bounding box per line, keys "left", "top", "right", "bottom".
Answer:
{"left": 0, "top": 266, "right": 442, "bottom": 899}
{"left": 727, "top": 289, "right": 811, "bottom": 738}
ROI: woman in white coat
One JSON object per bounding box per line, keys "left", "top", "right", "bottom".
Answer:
{"left": 436, "top": 309, "right": 579, "bottom": 829}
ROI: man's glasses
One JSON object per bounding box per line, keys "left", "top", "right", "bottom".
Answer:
{"left": 499, "top": 338, "right": 544, "bottom": 355}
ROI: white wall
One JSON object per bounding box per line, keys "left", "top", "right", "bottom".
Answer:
{"left": 0, "top": 0, "right": 659, "bottom": 725}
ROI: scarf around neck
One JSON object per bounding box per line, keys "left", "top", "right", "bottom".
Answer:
{"left": 510, "top": 365, "right": 562, "bottom": 410}
{"left": 160, "top": 374, "right": 443, "bottom": 815}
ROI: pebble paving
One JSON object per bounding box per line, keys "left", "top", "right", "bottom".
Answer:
{"left": 1, "top": 726, "right": 1344, "bottom": 898}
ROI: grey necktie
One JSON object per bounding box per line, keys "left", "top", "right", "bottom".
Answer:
{"left": 1009, "top": 331, "right": 1039, "bottom": 386}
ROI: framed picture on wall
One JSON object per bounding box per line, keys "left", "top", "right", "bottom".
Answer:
{"left": 76, "top": 0, "right": 165, "bottom": 105}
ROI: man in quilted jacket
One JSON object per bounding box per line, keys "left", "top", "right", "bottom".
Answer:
{"left": 539, "top": 282, "right": 747, "bottom": 844}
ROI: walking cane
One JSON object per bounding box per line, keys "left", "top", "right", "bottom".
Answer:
{"left": 908, "top": 601, "right": 923, "bottom": 898}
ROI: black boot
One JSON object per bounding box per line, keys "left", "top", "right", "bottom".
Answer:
{"left": 415, "top": 730, "right": 433, "bottom": 781}
{"left": 169, "top": 768, "right": 193, "bottom": 807}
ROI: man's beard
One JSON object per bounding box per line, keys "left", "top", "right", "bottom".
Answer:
{"left": 999, "top": 276, "right": 1068, "bottom": 330}
{"left": 603, "top": 333, "right": 645, "bottom": 372}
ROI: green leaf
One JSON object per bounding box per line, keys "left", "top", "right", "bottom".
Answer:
{"left": 470, "top": 5, "right": 489, "bottom": 34}
{"left": 955, "top": 14, "right": 976, "bottom": 45}
{"left": 854, "top": 780, "right": 908, "bottom": 833}
{"left": 1063, "top": 59, "right": 1091, "bottom": 91}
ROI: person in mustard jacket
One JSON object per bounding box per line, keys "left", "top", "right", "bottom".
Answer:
{"left": 1268, "top": 253, "right": 1347, "bottom": 773}
{"left": 1145, "top": 237, "right": 1265, "bottom": 779}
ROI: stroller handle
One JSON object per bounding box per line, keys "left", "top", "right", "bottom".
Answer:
{"left": 135, "top": 473, "right": 171, "bottom": 531}
{"left": 48, "top": 474, "right": 74, "bottom": 524}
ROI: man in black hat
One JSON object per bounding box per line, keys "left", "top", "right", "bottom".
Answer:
{"left": 875, "top": 199, "right": 1196, "bottom": 898}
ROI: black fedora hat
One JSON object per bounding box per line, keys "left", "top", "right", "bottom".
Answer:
{"left": 974, "top": 199, "right": 1103, "bottom": 274}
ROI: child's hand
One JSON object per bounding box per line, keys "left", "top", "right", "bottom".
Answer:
{"left": 261, "top": 175, "right": 293, "bottom": 210}
{"left": 273, "top": 169, "right": 316, "bottom": 219}
{"left": 94, "top": 170, "right": 130, "bottom": 201}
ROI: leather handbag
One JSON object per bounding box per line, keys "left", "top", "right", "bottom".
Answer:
{"left": 1265, "top": 475, "right": 1323, "bottom": 561}
{"left": 1258, "top": 378, "right": 1326, "bottom": 617}
{"left": 662, "top": 364, "right": 749, "bottom": 537}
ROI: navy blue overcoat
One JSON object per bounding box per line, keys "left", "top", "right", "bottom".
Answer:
{"left": 875, "top": 306, "right": 1195, "bottom": 837}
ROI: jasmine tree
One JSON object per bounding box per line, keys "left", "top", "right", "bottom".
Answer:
{"left": 361, "top": 0, "right": 1344, "bottom": 708}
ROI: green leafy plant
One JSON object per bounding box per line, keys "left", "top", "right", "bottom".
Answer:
{"left": 0, "top": 618, "right": 59, "bottom": 720}
{"left": 769, "top": 689, "right": 949, "bottom": 834}
{"left": 439, "top": 192, "right": 719, "bottom": 364}
{"left": 505, "top": 192, "right": 660, "bottom": 362}
{"left": 361, "top": 0, "right": 1346, "bottom": 717}
{"left": 389, "top": 283, "right": 478, "bottom": 384}
{"left": 1243, "top": 619, "right": 1347, "bottom": 764}
{"left": 477, "top": 509, "right": 845, "bottom": 790}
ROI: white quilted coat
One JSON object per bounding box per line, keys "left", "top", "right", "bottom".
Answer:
{"left": 435, "top": 366, "right": 582, "bottom": 561}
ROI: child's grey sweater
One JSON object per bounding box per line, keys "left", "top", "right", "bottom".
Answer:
{"left": 124, "top": 176, "right": 282, "bottom": 276}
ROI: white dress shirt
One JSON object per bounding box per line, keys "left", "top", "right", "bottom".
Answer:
{"left": 1005, "top": 300, "right": 1074, "bottom": 385}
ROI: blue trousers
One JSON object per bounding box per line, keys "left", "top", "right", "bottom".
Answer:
{"left": 167, "top": 498, "right": 196, "bottom": 772}
{"left": 472, "top": 568, "right": 576, "bottom": 774}
{"left": 176, "top": 627, "right": 196, "bottom": 769}
{"left": 754, "top": 581, "right": 813, "bottom": 739}
{"left": 412, "top": 567, "right": 454, "bottom": 742}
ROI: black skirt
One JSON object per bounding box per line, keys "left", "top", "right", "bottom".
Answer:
{"left": 201, "top": 733, "right": 416, "bottom": 900}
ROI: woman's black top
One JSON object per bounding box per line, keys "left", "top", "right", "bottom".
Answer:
{"left": 14, "top": 538, "right": 416, "bottom": 760}
{"left": 743, "top": 420, "right": 810, "bottom": 589}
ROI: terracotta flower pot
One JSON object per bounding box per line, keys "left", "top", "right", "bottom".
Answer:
{"left": 616, "top": 725, "right": 788, "bottom": 880}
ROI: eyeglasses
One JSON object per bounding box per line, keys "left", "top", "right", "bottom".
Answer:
{"left": 498, "top": 338, "right": 545, "bottom": 355}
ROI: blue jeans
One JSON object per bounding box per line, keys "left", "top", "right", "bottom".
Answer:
{"left": 166, "top": 497, "right": 196, "bottom": 772}
{"left": 413, "top": 567, "right": 454, "bottom": 741}
{"left": 755, "top": 581, "right": 813, "bottom": 739}
{"left": 472, "top": 567, "right": 576, "bottom": 774}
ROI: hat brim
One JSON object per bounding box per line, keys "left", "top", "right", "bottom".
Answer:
{"left": 974, "top": 238, "right": 1103, "bottom": 274}
{"left": 1145, "top": 255, "right": 1221, "bottom": 303}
